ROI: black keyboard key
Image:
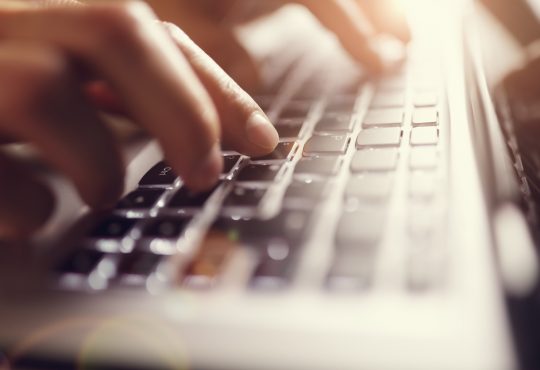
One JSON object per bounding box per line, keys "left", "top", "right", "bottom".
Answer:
{"left": 183, "top": 230, "right": 236, "bottom": 288}
{"left": 251, "top": 246, "right": 294, "bottom": 289}
{"left": 167, "top": 183, "right": 220, "bottom": 208}
{"left": 274, "top": 119, "right": 304, "bottom": 138}
{"left": 212, "top": 210, "right": 311, "bottom": 245}
{"left": 223, "top": 155, "right": 241, "bottom": 174}
{"left": 142, "top": 216, "right": 191, "bottom": 238}
{"left": 278, "top": 101, "right": 312, "bottom": 119}
{"left": 57, "top": 249, "right": 104, "bottom": 275}
{"left": 118, "top": 252, "right": 163, "bottom": 276}
{"left": 236, "top": 164, "right": 282, "bottom": 182}
{"left": 116, "top": 189, "right": 164, "bottom": 210}
{"left": 90, "top": 217, "right": 137, "bottom": 238}
{"left": 252, "top": 142, "right": 295, "bottom": 161}
{"left": 139, "top": 161, "right": 177, "bottom": 186}
{"left": 223, "top": 186, "right": 267, "bottom": 207}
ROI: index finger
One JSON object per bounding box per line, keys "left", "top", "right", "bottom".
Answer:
{"left": 296, "top": 0, "right": 383, "bottom": 73}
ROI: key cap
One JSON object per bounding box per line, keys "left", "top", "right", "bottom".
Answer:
{"left": 183, "top": 230, "right": 236, "bottom": 288}
{"left": 295, "top": 156, "right": 342, "bottom": 176}
{"left": 412, "top": 108, "right": 438, "bottom": 126}
{"left": 285, "top": 179, "right": 328, "bottom": 200}
{"left": 315, "top": 113, "right": 356, "bottom": 132}
{"left": 356, "top": 128, "right": 401, "bottom": 148}
{"left": 251, "top": 243, "right": 294, "bottom": 289}
{"left": 167, "top": 183, "right": 221, "bottom": 208}
{"left": 213, "top": 210, "right": 311, "bottom": 245}
{"left": 118, "top": 252, "right": 163, "bottom": 276}
{"left": 304, "top": 135, "right": 350, "bottom": 155}
{"left": 90, "top": 217, "right": 137, "bottom": 238}
{"left": 410, "top": 147, "right": 438, "bottom": 169}
{"left": 410, "top": 173, "right": 436, "bottom": 199}
{"left": 336, "top": 210, "right": 386, "bottom": 246}
{"left": 414, "top": 92, "right": 438, "bottom": 107}
{"left": 223, "top": 155, "right": 241, "bottom": 174}
{"left": 252, "top": 142, "right": 295, "bottom": 161}
{"left": 410, "top": 127, "right": 438, "bottom": 145}
{"left": 142, "top": 216, "right": 191, "bottom": 238}
{"left": 116, "top": 189, "right": 164, "bottom": 210}
{"left": 279, "top": 101, "right": 312, "bottom": 119}
{"left": 363, "top": 109, "right": 403, "bottom": 128}
{"left": 350, "top": 149, "right": 399, "bottom": 172}
{"left": 223, "top": 186, "right": 267, "bottom": 207}
{"left": 139, "top": 161, "right": 177, "bottom": 186}
{"left": 345, "top": 175, "right": 393, "bottom": 200}
{"left": 56, "top": 249, "right": 104, "bottom": 275}
{"left": 325, "top": 96, "right": 357, "bottom": 113}
{"left": 327, "top": 254, "right": 373, "bottom": 290}
{"left": 236, "top": 164, "right": 282, "bottom": 182}
{"left": 370, "top": 91, "right": 405, "bottom": 108}
{"left": 274, "top": 119, "right": 304, "bottom": 138}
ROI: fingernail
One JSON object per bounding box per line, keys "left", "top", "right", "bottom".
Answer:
{"left": 191, "top": 144, "right": 223, "bottom": 190}
{"left": 246, "top": 112, "right": 279, "bottom": 151}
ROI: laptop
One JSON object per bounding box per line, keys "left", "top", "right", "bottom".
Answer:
{"left": 0, "top": 0, "right": 537, "bottom": 369}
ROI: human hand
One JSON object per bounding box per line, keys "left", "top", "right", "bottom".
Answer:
{"left": 148, "top": 0, "right": 410, "bottom": 90}
{"left": 0, "top": 0, "right": 279, "bottom": 238}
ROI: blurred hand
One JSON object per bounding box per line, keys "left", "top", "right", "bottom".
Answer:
{"left": 0, "top": 0, "right": 279, "bottom": 238}
{"left": 148, "top": 0, "right": 411, "bottom": 90}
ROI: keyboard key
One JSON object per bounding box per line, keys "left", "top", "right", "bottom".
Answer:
{"left": 139, "top": 161, "right": 177, "bottom": 186}
{"left": 237, "top": 164, "right": 282, "bottom": 182}
{"left": 118, "top": 252, "right": 163, "bottom": 276}
{"left": 252, "top": 142, "right": 296, "bottom": 161}
{"left": 223, "top": 186, "right": 267, "bottom": 207}
{"left": 304, "top": 135, "right": 350, "bottom": 155}
{"left": 410, "top": 127, "right": 438, "bottom": 145}
{"left": 251, "top": 243, "right": 294, "bottom": 289}
{"left": 274, "top": 119, "right": 304, "bottom": 138}
{"left": 356, "top": 128, "right": 401, "bottom": 148}
{"left": 167, "top": 183, "right": 220, "bottom": 208}
{"left": 279, "top": 101, "right": 311, "bottom": 119}
{"left": 183, "top": 230, "right": 236, "bottom": 288}
{"left": 285, "top": 179, "right": 328, "bottom": 200}
{"left": 414, "top": 92, "right": 438, "bottom": 107}
{"left": 336, "top": 210, "right": 386, "bottom": 247}
{"left": 90, "top": 217, "right": 137, "bottom": 238}
{"left": 327, "top": 254, "right": 373, "bottom": 290}
{"left": 412, "top": 108, "right": 438, "bottom": 126}
{"left": 370, "top": 91, "right": 405, "bottom": 108}
{"left": 410, "top": 147, "right": 438, "bottom": 169}
{"left": 315, "top": 113, "right": 356, "bottom": 132}
{"left": 345, "top": 175, "right": 393, "bottom": 200}
{"left": 142, "top": 216, "right": 191, "bottom": 238}
{"left": 56, "top": 249, "right": 104, "bottom": 275}
{"left": 350, "top": 149, "right": 399, "bottom": 172}
{"left": 295, "top": 156, "right": 342, "bottom": 176}
{"left": 223, "top": 155, "right": 241, "bottom": 174}
{"left": 116, "top": 189, "right": 164, "bottom": 210}
{"left": 325, "top": 96, "right": 357, "bottom": 113}
{"left": 410, "top": 173, "right": 436, "bottom": 199}
{"left": 213, "top": 210, "right": 311, "bottom": 245}
{"left": 363, "top": 109, "right": 403, "bottom": 128}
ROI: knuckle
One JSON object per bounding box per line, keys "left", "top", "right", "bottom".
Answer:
{"left": 0, "top": 45, "right": 68, "bottom": 123}
{"left": 83, "top": 2, "right": 153, "bottom": 55}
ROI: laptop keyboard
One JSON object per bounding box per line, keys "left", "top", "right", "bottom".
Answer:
{"left": 55, "top": 57, "right": 448, "bottom": 294}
